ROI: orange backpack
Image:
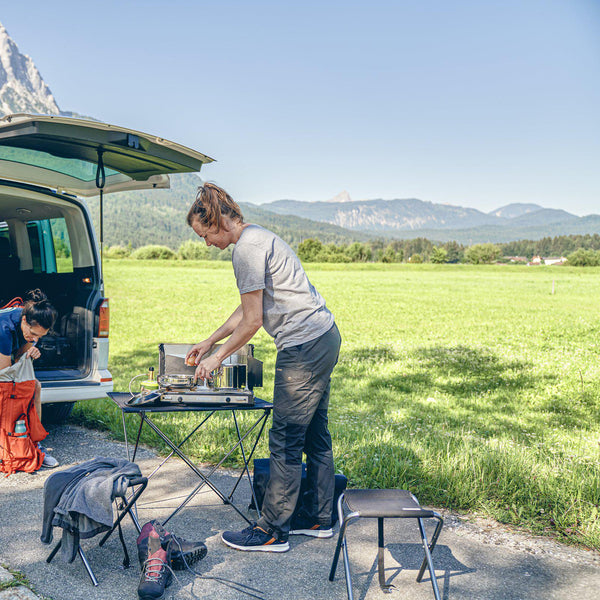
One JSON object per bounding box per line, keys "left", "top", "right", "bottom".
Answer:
{"left": 0, "top": 359, "right": 48, "bottom": 476}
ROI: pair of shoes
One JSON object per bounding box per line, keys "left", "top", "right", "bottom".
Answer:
{"left": 37, "top": 443, "right": 59, "bottom": 468}
{"left": 290, "top": 512, "right": 333, "bottom": 538}
{"left": 138, "top": 528, "right": 172, "bottom": 600}
{"left": 221, "top": 522, "right": 289, "bottom": 552}
{"left": 137, "top": 520, "right": 207, "bottom": 571}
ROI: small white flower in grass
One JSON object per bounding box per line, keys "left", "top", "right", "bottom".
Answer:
{"left": 426, "top": 397, "right": 438, "bottom": 403}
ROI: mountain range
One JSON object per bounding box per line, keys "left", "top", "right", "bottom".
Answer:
{"left": 0, "top": 20, "right": 598, "bottom": 248}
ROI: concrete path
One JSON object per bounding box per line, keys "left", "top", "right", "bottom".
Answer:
{"left": 0, "top": 424, "right": 599, "bottom": 600}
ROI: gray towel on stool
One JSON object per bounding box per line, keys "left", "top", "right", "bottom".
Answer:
{"left": 42, "top": 457, "right": 141, "bottom": 562}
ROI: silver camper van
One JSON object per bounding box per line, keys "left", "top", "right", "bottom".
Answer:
{"left": 0, "top": 114, "right": 213, "bottom": 422}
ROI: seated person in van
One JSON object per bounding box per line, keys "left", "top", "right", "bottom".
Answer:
{"left": 0, "top": 289, "right": 59, "bottom": 468}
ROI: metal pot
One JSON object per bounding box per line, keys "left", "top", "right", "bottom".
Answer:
{"left": 157, "top": 373, "right": 196, "bottom": 388}
{"left": 212, "top": 364, "right": 247, "bottom": 390}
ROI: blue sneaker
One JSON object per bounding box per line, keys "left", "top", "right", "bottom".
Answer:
{"left": 289, "top": 523, "right": 333, "bottom": 538}
{"left": 290, "top": 511, "right": 333, "bottom": 538}
{"left": 221, "top": 523, "right": 289, "bottom": 553}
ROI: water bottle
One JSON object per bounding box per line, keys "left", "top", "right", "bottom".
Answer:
{"left": 14, "top": 420, "right": 27, "bottom": 435}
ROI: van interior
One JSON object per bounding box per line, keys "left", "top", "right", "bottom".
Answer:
{"left": 0, "top": 182, "right": 101, "bottom": 381}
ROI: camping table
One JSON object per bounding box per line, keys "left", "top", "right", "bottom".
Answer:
{"left": 108, "top": 392, "right": 272, "bottom": 526}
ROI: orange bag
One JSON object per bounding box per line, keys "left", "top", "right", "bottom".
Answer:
{"left": 0, "top": 358, "right": 48, "bottom": 476}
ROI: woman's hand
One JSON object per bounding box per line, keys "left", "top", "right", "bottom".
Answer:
{"left": 25, "top": 345, "right": 41, "bottom": 360}
{"left": 194, "top": 354, "right": 222, "bottom": 382}
{"left": 185, "top": 340, "right": 213, "bottom": 366}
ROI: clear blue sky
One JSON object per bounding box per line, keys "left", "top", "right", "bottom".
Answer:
{"left": 2, "top": 0, "right": 599, "bottom": 214}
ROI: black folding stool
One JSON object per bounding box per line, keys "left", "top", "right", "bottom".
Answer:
{"left": 329, "top": 489, "right": 444, "bottom": 600}
{"left": 46, "top": 475, "right": 148, "bottom": 586}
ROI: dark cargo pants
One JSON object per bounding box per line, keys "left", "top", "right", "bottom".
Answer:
{"left": 257, "top": 323, "right": 341, "bottom": 538}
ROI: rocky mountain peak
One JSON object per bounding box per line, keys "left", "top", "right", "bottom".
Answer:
{"left": 0, "top": 21, "right": 61, "bottom": 116}
{"left": 328, "top": 190, "right": 353, "bottom": 203}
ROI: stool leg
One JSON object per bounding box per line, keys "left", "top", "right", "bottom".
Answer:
{"left": 46, "top": 540, "right": 62, "bottom": 563}
{"left": 78, "top": 546, "right": 99, "bottom": 587}
{"left": 416, "top": 518, "right": 441, "bottom": 600}
{"left": 377, "top": 518, "right": 394, "bottom": 593}
{"left": 329, "top": 494, "right": 349, "bottom": 581}
{"left": 417, "top": 513, "right": 444, "bottom": 583}
{"left": 341, "top": 523, "right": 354, "bottom": 600}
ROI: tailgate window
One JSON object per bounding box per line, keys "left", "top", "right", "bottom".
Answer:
{"left": 27, "top": 218, "right": 73, "bottom": 274}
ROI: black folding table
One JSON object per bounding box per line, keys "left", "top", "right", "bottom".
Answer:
{"left": 108, "top": 392, "right": 272, "bottom": 526}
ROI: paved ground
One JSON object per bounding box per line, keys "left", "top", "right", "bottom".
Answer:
{"left": 0, "top": 423, "right": 599, "bottom": 600}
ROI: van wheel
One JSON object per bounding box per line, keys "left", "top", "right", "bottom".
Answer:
{"left": 42, "top": 402, "right": 75, "bottom": 425}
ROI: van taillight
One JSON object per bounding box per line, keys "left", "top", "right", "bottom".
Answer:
{"left": 97, "top": 298, "right": 109, "bottom": 338}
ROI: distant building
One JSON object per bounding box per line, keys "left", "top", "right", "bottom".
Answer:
{"left": 527, "top": 255, "right": 567, "bottom": 266}
{"left": 543, "top": 256, "right": 567, "bottom": 266}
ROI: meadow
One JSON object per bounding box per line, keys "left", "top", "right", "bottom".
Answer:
{"left": 75, "top": 260, "right": 600, "bottom": 550}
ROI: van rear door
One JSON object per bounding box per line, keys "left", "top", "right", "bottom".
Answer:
{"left": 0, "top": 114, "right": 214, "bottom": 196}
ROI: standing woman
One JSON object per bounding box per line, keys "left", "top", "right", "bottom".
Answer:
{"left": 185, "top": 183, "right": 341, "bottom": 552}
{"left": 0, "top": 288, "right": 59, "bottom": 468}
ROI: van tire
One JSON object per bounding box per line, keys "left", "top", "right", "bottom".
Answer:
{"left": 42, "top": 402, "right": 75, "bottom": 425}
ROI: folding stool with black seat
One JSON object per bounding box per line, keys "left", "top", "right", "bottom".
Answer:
{"left": 46, "top": 475, "right": 147, "bottom": 586}
{"left": 329, "top": 489, "right": 444, "bottom": 600}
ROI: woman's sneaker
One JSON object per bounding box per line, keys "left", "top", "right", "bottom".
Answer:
{"left": 221, "top": 523, "right": 289, "bottom": 552}
{"left": 38, "top": 444, "right": 59, "bottom": 468}
{"left": 290, "top": 514, "right": 333, "bottom": 538}
{"left": 289, "top": 523, "right": 333, "bottom": 538}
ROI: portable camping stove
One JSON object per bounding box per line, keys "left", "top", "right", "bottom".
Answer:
{"left": 155, "top": 343, "right": 263, "bottom": 406}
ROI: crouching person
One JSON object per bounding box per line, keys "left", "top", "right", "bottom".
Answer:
{"left": 0, "top": 289, "right": 59, "bottom": 467}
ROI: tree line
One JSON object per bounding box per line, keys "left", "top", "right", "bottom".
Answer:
{"left": 104, "top": 233, "right": 600, "bottom": 266}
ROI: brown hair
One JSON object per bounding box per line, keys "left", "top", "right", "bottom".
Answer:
{"left": 23, "top": 288, "right": 57, "bottom": 330}
{"left": 186, "top": 182, "right": 244, "bottom": 230}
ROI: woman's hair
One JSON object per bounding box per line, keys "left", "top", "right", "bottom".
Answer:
{"left": 22, "top": 289, "right": 57, "bottom": 331}
{"left": 186, "top": 182, "right": 244, "bottom": 230}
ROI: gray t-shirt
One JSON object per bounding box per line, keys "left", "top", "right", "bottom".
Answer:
{"left": 232, "top": 225, "right": 334, "bottom": 350}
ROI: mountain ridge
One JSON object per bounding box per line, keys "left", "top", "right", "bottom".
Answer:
{"left": 0, "top": 19, "right": 598, "bottom": 248}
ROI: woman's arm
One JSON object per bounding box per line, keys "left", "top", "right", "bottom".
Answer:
{"left": 185, "top": 304, "right": 244, "bottom": 364}
{"left": 0, "top": 352, "right": 11, "bottom": 370}
{"left": 194, "top": 289, "right": 263, "bottom": 379}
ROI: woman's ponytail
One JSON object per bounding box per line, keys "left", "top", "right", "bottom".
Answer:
{"left": 186, "top": 183, "right": 244, "bottom": 230}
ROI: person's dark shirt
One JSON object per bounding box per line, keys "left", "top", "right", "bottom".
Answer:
{"left": 0, "top": 306, "right": 25, "bottom": 359}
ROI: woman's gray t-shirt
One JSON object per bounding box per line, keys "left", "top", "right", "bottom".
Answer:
{"left": 231, "top": 225, "right": 334, "bottom": 350}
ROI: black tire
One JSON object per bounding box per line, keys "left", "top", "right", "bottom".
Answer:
{"left": 42, "top": 402, "right": 75, "bottom": 425}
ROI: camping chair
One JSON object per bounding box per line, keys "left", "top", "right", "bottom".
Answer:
{"left": 329, "top": 489, "right": 444, "bottom": 600}
{"left": 46, "top": 475, "right": 147, "bottom": 586}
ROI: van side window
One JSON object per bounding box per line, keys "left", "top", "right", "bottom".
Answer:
{"left": 26, "top": 218, "right": 74, "bottom": 274}
{"left": 0, "top": 221, "right": 10, "bottom": 249}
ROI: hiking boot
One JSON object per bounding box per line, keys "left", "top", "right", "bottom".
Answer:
{"left": 137, "top": 529, "right": 172, "bottom": 600}
{"left": 221, "top": 522, "right": 289, "bottom": 552}
{"left": 137, "top": 520, "right": 207, "bottom": 571}
{"left": 38, "top": 444, "right": 59, "bottom": 468}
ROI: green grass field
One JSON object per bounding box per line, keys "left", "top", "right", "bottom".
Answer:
{"left": 75, "top": 260, "right": 600, "bottom": 549}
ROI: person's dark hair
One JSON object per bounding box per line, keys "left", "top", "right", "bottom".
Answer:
{"left": 22, "top": 289, "right": 57, "bottom": 330}
{"left": 186, "top": 182, "right": 244, "bottom": 230}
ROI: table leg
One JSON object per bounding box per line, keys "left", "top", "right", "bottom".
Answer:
{"left": 142, "top": 415, "right": 253, "bottom": 525}
{"left": 145, "top": 411, "right": 215, "bottom": 481}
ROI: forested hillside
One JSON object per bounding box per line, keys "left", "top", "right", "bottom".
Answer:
{"left": 86, "top": 173, "right": 372, "bottom": 250}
